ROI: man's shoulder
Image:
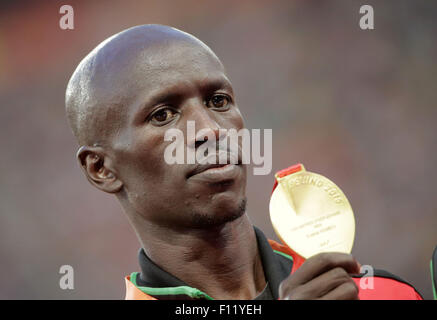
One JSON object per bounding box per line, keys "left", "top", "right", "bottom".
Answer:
{"left": 351, "top": 268, "right": 423, "bottom": 300}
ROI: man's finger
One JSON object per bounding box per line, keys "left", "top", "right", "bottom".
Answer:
{"left": 287, "top": 252, "right": 360, "bottom": 286}
{"left": 318, "top": 280, "right": 359, "bottom": 300}
{"left": 303, "top": 267, "right": 355, "bottom": 298}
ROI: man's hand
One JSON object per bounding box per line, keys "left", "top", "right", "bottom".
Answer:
{"left": 279, "top": 252, "right": 361, "bottom": 300}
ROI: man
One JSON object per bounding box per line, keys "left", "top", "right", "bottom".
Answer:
{"left": 65, "top": 24, "right": 422, "bottom": 300}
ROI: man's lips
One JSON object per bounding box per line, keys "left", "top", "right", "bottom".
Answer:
{"left": 186, "top": 151, "right": 241, "bottom": 179}
{"left": 187, "top": 163, "right": 231, "bottom": 178}
{"left": 187, "top": 163, "right": 242, "bottom": 183}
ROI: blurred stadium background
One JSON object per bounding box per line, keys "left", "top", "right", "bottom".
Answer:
{"left": 0, "top": 0, "right": 436, "bottom": 299}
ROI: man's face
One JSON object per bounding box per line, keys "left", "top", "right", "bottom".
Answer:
{"left": 109, "top": 42, "right": 247, "bottom": 229}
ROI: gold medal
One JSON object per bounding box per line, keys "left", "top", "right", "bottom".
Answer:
{"left": 269, "top": 164, "right": 355, "bottom": 259}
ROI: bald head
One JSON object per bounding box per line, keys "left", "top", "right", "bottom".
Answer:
{"left": 65, "top": 24, "right": 223, "bottom": 147}
{"left": 66, "top": 24, "right": 246, "bottom": 232}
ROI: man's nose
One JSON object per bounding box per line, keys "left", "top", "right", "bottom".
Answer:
{"left": 185, "top": 102, "right": 225, "bottom": 149}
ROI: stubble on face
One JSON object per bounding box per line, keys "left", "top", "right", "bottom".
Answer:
{"left": 190, "top": 197, "right": 247, "bottom": 229}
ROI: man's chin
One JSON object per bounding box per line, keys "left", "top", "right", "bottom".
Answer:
{"left": 190, "top": 197, "right": 247, "bottom": 229}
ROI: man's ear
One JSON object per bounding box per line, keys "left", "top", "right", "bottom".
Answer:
{"left": 76, "top": 146, "right": 123, "bottom": 193}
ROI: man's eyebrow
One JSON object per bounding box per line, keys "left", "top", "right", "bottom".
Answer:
{"left": 133, "top": 90, "right": 182, "bottom": 121}
{"left": 200, "top": 77, "right": 234, "bottom": 95}
{"left": 143, "top": 90, "right": 182, "bottom": 110}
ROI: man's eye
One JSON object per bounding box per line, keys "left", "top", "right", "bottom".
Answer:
{"left": 150, "top": 108, "right": 177, "bottom": 125}
{"left": 208, "top": 94, "right": 231, "bottom": 110}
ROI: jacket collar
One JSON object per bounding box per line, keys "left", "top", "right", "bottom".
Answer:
{"left": 131, "top": 226, "right": 294, "bottom": 300}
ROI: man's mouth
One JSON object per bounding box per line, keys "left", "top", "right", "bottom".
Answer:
{"left": 187, "top": 163, "right": 242, "bottom": 184}
{"left": 186, "top": 150, "right": 243, "bottom": 183}
{"left": 187, "top": 163, "right": 231, "bottom": 178}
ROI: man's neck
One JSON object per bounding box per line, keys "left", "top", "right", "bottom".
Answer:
{"left": 134, "top": 215, "right": 266, "bottom": 300}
